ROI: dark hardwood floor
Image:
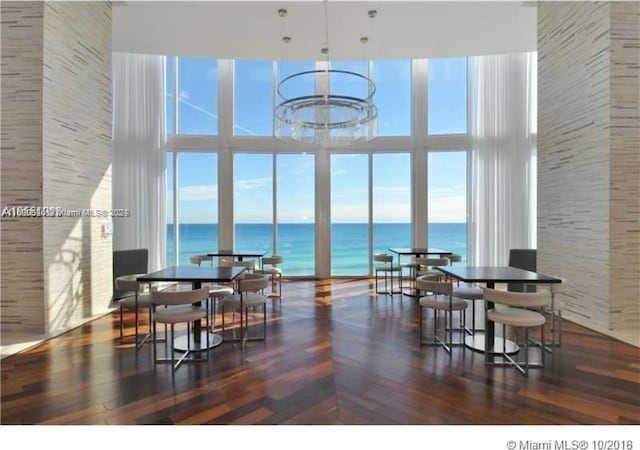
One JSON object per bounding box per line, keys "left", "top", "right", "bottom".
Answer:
{"left": 2, "top": 279, "right": 639, "bottom": 424}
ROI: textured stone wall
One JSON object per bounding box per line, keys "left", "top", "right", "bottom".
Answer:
{"left": 42, "top": 2, "right": 113, "bottom": 334}
{"left": 538, "top": 1, "right": 639, "bottom": 342}
{"left": 609, "top": 2, "right": 640, "bottom": 333}
{"left": 1, "top": 2, "right": 46, "bottom": 333}
{"left": 1, "top": 2, "right": 112, "bottom": 336}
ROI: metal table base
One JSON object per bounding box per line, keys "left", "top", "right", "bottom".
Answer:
{"left": 464, "top": 333, "right": 519, "bottom": 355}
{"left": 173, "top": 331, "right": 223, "bottom": 352}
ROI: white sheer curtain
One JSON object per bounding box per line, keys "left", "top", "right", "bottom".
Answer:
{"left": 468, "top": 52, "right": 537, "bottom": 266}
{"left": 112, "top": 52, "right": 166, "bottom": 271}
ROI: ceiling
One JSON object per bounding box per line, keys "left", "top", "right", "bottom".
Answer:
{"left": 112, "top": 1, "right": 537, "bottom": 60}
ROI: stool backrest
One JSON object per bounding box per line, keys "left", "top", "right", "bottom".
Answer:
{"left": 483, "top": 288, "right": 549, "bottom": 308}
{"left": 238, "top": 275, "right": 270, "bottom": 292}
{"left": 373, "top": 253, "right": 393, "bottom": 264}
{"left": 508, "top": 249, "right": 537, "bottom": 293}
{"left": 416, "top": 279, "right": 452, "bottom": 296}
{"left": 263, "top": 255, "right": 283, "bottom": 265}
{"left": 151, "top": 287, "right": 209, "bottom": 307}
{"left": 113, "top": 249, "right": 148, "bottom": 300}
{"left": 415, "top": 257, "right": 449, "bottom": 267}
{"left": 115, "top": 274, "right": 145, "bottom": 293}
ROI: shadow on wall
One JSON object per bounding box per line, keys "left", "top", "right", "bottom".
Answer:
{"left": 44, "top": 164, "right": 113, "bottom": 337}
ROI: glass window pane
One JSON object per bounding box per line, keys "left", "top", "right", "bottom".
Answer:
{"left": 166, "top": 152, "right": 174, "bottom": 265}
{"left": 428, "top": 151, "right": 467, "bottom": 263}
{"left": 177, "top": 57, "right": 218, "bottom": 135}
{"left": 330, "top": 60, "right": 369, "bottom": 100}
{"left": 331, "top": 154, "right": 369, "bottom": 275}
{"left": 177, "top": 152, "right": 218, "bottom": 265}
{"left": 235, "top": 60, "right": 273, "bottom": 136}
{"left": 428, "top": 57, "right": 467, "bottom": 135}
{"left": 372, "top": 60, "right": 411, "bottom": 136}
{"left": 166, "top": 56, "right": 174, "bottom": 134}
{"left": 234, "top": 154, "right": 273, "bottom": 259}
{"left": 277, "top": 154, "right": 315, "bottom": 276}
{"left": 277, "top": 61, "right": 315, "bottom": 102}
{"left": 373, "top": 154, "right": 411, "bottom": 257}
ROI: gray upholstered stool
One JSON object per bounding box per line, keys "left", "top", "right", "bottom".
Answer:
{"left": 417, "top": 278, "right": 468, "bottom": 354}
{"left": 484, "top": 288, "right": 548, "bottom": 377}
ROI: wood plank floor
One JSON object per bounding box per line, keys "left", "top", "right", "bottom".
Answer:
{"left": 2, "top": 279, "right": 639, "bottom": 425}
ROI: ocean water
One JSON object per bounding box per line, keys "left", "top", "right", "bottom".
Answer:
{"left": 167, "top": 223, "right": 466, "bottom": 276}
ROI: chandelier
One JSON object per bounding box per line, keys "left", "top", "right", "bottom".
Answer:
{"left": 274, "top": 5, "right": 378, "bottom": 148}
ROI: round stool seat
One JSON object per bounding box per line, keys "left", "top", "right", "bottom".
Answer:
{"left": 452, "top": 286, "right": 483, "bottom": 300}
{"left": 487, "top": 307, "right": 545, "bottom": 327}
{"left": 207, "top": 284, "right": 234, "bottom": 297}
{"left": 419, "top": 296, "right": 468, "bottom": 311}
{"left": 416, "top": 271, "right": 442, "bottom": 281}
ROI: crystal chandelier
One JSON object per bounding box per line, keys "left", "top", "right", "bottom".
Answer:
{"left": 274, "top": 5, "right": 378, "bottom": 147}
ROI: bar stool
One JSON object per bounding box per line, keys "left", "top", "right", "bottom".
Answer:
{"left": 150, "top": 287, "right": 210, "bottom": 371}
{"left": 416, "top": 278, "right": 468, "bottom": 354}
{"left": 373, "top": 253, "right": 402, "bottom": 294}
{"left": 255, "top": 255, "right": 283, "bottom": 299}
{"left": 452, "top": 285, "right": 483, "bottom": 335}
{"left": 221, "top": 274, "right": 269, "bottom": 342}
{"left": 415, "top": 257, "right": 449, "bottom": 281}
{"left": 114, "top": 274, "right": 153, "bottom": 350}
{"left": 483, "top": 288, "right": 548, "bottom": 376}
{"left": 190, "top": 255, "right": 234, "bottom": 328}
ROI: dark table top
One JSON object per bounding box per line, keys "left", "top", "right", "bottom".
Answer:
{"left": 206, "top": 250, "right": 268, "bottom": 258}
{"left": 137, "top": 266, "right": 245, "bottom": 283}
{"left": 435, "top": 266, "right": 562, "bottom": 284}
{"left": 388, "top": 247, "right": 452, "bottom": 256}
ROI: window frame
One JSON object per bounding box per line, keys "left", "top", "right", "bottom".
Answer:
{"left": 165, "top": 56, "right": 471, "bottom": 277}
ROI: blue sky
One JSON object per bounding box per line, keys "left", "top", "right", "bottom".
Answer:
{"left": 167, "top": 57, "right": 467, "bottom": 224}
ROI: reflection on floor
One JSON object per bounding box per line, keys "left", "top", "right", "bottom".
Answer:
{"left": 1, "top": 279, "right": 639, "bottom": 424}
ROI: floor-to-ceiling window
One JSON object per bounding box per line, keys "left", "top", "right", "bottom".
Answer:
{"left": 373, "top": 60, "right": 412, "bottom": 136}
{"left": 234, "top": 60, "right": 273, "bottom": 136}
{"left": 234, "top": 153, "right": 273, "bottom": 257}
{"left": 277, "top": 153, "right": 315, "bottom": 276}
{"left": 427, "top": 57, "right": 467, "bottom": 135}
{"left": 176, "top": 152, "right": 218, "bottom": 265}
{"left": 426, "top": 57, "right": 468, "bottom": 262}
{"left": 331, "top": 154, "right": 369, "bottom": 275}
{"left": 164, "top": 55, "right": 473, "bottom": 276}
{"left": 428, "top": 151, "right": 467, "bottom": 262}
{"left": 330, "top": 152, "right": 411, "bottom": 276}
{"left": 177, "top": 57, "right": 218, "bottom": 135}
{"left": 166, "top": 152, "right": 175, "bottom": 264}
{"left": 373, "top": 153, "right": 411, "bottom": 255}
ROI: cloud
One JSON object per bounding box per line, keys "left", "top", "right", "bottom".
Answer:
{"left": 331, "top": 204, "right": 368, "bottom": 222}
{"left": 428, "top": 184, "right": 466, "bottom": 199}
{"left": 374, "top": 186, "right": 410, "bottom": 197}
{"left": 179, "top": 90, "right": 190, "bottom": 99}
{"left": 235, "top": 177, "right": 271, "bottom": 190}
{"left": 429, "top": 195, "right": 466, "bottom": 222}
{"left": 179, "top": 184, "right": 218, "bottom": 201}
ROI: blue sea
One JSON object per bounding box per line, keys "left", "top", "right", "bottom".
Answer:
{"left": 167, "top": 223, "right": 466, "bottom": 276}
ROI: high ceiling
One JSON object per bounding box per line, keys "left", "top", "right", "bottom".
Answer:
{"left": 112, "top": 1, "right": 537, "bottom": 60}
